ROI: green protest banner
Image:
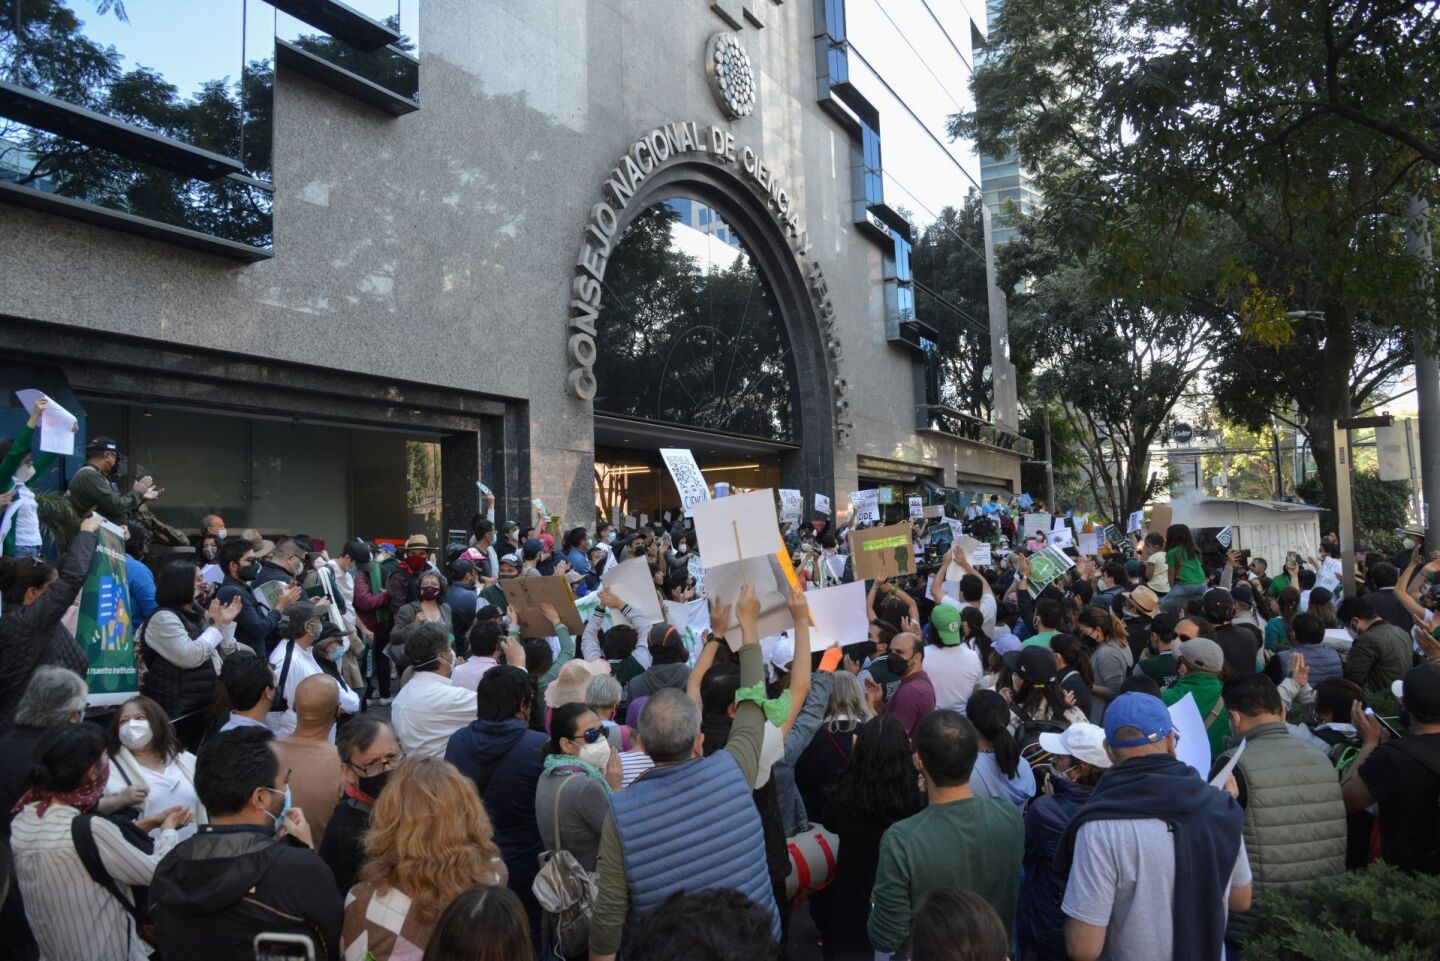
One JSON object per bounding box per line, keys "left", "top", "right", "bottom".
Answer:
{"left": 1026, "top": 545, "right": 1075, "bottom": 592}
{"left": 76, "top": 520, "right": 139, "bottom": 706}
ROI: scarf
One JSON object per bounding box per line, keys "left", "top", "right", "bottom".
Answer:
{"left": 1054, "top": 753, "right": 1242, "bottom": 961}
{"left": 367, "top": 562, "right": 390, "bottom": 623}
{"left": 734, "top": 682, "right": 793, "bottom": 728}
{"left": 542, "top": 753, "right": 611, "bottom": 794}
{"left": 13, "top": 767, "right": 108, "bottom": 818}
{"left": 343, "top": 780, "right": 377, "bottom": 807}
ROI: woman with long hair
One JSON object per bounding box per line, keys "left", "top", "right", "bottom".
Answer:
{"left": 1308, "top": 586, "right": 1340, "bottom": 629}
{"left": 100, "top": 695, "right": 204, "bottom": 839}
{"left": 960, "top": 607, "right": 1001, "bottom": 689}
{"left": 1160, "top": 523, "right": 1208, "bottom": 615}
{"left": 964, "top": 689, "right": 1035, "bottom": 809}
{"left": 343, "top": 758, "right": 507, "bottom": 961}
{"left": 137, "top": 558, "right": 241, "bottom": 743}
{"left": 795, "top": 671, "right": 873, "bottom": 825}
{"left": 818, "top": 716, "right": 923, "bottom": 960}
{"left": 1001, "top": 646, "right": 1088, "bottom": 731}
{"left": 1048, "top": 634, "right": 1095, "bottom": 719}
{"left": 560, "top": 527, "right": 593, "bottom": 576}
{"left": 1076, "top": 607, "right": 1133, "bottom": 722}
{"left": 1265, "top": 586, "right": 1303, "bottom": 652}
{"left": 422, "top": 884, "right": 533, "bottom": 961}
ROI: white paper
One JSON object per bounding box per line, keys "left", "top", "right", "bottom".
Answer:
{"left": 1167, "top": 693, "right": 1213, "bottom": 781}
{"left": 15, "top": 390, "right": 76, "bottom": 456}
{"left": 601, "top": 557, "right": 664, "bottom": 624}
{"left": 1126, "top": 510, "right": 1145, "bottom": 533}
{"left": 877, "top": 486, "right": 894, "bottom": 505}
{"left": 1322, "top": 628, "right": 1354, "bottom": 653}
{"left": 824, "top": 553, "right": 847, "bottom": 583}
{"left": 663, "top": 597, "right": 711, "bottom": 635}
{"left": 1022, "top": 513, "right": 1053, "bottom": 538}
{"left": 850, "top": 490, "right": 881, "bottom": 524}
{"left": 475, "top": 481, "right": 495, "bottom": 523}
{"left": 804, "top": 580, "right": 868, "bottom": 651}
{"left": 1077, "top": 531, "right": 1099, "bottom": 556}
{"left": 969, "top": 542, "right": 993, "bottom": 566}
{"left": 908, "top": 496, "right": 923, "bottom": 519}
{"left": 640, "top": 513, "right": 649, "bottom": 527}
{"left": 693, "top": 488, "right": 783, "bottom": 568}
{"left": 704, "top": 554, "right": 794, "bottom": 647}
{"left": 623, "top": 515, "right": 637, "bottom": 529}
{"left": 1047, "top": 526, "right": 1075, "bottom": 549}
{"left": 663, "top": 511, "right": 672, "bottom": 522}
{"left": 1208, "top": 739, "right": 1246, "bottom": 789}
{"left": 660, "top": 448, "right": 711, "bottom": 517}
{"left": 778, "top": 489, "right": 803, "bottom": 525}
{"left": 814, "top": 493, "right": 831, "bottom": 515}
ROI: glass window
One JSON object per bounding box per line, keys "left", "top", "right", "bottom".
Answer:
{"left": 276, "top": 1, "right": 418, "bottom": 108}
{"left": 593, "top": 198, "right": 796, "bottom": 443}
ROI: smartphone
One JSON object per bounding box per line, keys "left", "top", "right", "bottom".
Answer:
{"left": 254, "top": 933, "right": 315, "bottom": 961}
{"left": 1366, "top": 708, "right": 1402, "bottom": 740}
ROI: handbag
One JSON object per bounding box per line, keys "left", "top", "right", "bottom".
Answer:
{"left": 531, "top": 775, "right": 598, "bottom": 960}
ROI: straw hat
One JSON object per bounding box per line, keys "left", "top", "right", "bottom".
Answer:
{"left": 545, "top": 659, "right": 613, "bottom": 709}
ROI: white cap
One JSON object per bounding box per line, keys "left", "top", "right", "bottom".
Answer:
{"left": 1037, "top": 723, "right": 1112, "bottom": 769}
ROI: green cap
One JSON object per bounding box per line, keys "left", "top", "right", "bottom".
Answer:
{"left": 930, "top": 603, "right": 963, "bottom": 646}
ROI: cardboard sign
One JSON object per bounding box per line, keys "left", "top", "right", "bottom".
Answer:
{"left": 660, "top": 448, "right": 711, "bottom": 517}
{"left": 16, "top": 389, "right": 77, "bottom": 456}
{"left": 693, "top": 488, "right": 783, "bottom": 568}
{"left": 1027, "top": 546, "right": 1075, "bottom": 591}
{"left": 814, "top": 493, "right": 831, "bottom": 515}
{"left": 1047, "top": 526, "right": 1075, "bottom": 550}
{"left": 600, "top": 557, "right": 664, "bottom": 624}
{"left": 907, "top": 496, "right": 924, "bottom": 519}
{"left": 850, "top": 523, "right": 916, "bottom": 581}
{"left": 850, "top": 490, "right": 881, "bottom": 524}
{"left": 498, "top": 575, "right": 583, "bottom": 638}
{"left": 1077, "top": 531, "right": 1099, "bottom": 556}
{"left": 1126, "top": 510, "right": 1145, "bottom": 533}
{"left": 1148, "top": 504, "right": 1172, "bottom": 536}
{"left": 778, "top": 489, "right": 804, "bottom": 525}
{"left": 1022, "top": 513, "right": 1053, "bottom": 538}
{"left": 804, "top": 580, "right": 868, "bottom": 651}
{"left": 922, "top": 504, "right": 945, "bottom": 519}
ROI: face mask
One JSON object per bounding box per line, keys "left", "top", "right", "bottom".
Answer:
{"left": 202, "top": 545, "right": 218, "bottom": 562}
{"left": 420, "top": 585, "right": 441, "bottom": 601}
{"left": 676, "top": 544, "right": 688, "bottom": 555}
{"left": 194, "top": 583, "right": 214, "bottom": 607}
{"left": 1404, "top": 538, "right": 1417, "bottom": 550}
{"left": 265, "top": 783, "right": 293, "bottom": 833}
{"left": 885, "top": 652, "right": 910, "bottom": 675}
{"left": 216, "top": 528, "right": 228, "bottom": 539}
{"left": 607, "top": 531, "right": 617, "bottom": 544}
{"left": 238, "top": 562, "right": 260, "bottom": 581}
{"left": 404, "top": 554, "right": 428, "bottom": 574}
{"left": 12, "top": 463, "right": 35, "bottom": 484}
{"left": 119, "top": 719, "right": 153, "bottom": 751}
{"left": 328, "top": 640, "right": 348, "bottom": 663}
{"left": 357, "top": 769, "right": 393, "bottom": 799}
{"left": 578, "top": 739, "right": 612, "bottom": 770}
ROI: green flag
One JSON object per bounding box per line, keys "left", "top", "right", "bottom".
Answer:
{"left": 76, "top": 521, "right": 139, "bottom": 706}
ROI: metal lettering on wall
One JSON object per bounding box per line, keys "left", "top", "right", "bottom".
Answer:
{"left": 566, "top": 120, "right": 851, "bottom": 443}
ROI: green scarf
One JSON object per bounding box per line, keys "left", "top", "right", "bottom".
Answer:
{"left": 734, "top": 683, "right": 792, "bottom": 728}
{"left": 368, "top": 563, "right": 390, "bottom": 623}
{"left": 543, "top": 753, "right": 611, "bottom": 794}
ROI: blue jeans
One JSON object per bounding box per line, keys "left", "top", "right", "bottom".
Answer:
{"left": 1160, "top": 581, "right": 1206, "bottom": 615}
{"left": 11, "top": 544, "right": 41, "bottom": 558}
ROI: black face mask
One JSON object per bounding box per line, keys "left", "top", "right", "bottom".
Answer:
{"left": 357, "top": 769, "right": 393, "bottom": 799}
{"left": 885, "top": 652, "right": 910, "bottom": 675}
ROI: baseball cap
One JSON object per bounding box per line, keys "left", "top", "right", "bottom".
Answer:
{"left": 1201, "top": 587, "right": 1235, "bottom": 623}
{"left": 1103, "top": 692, "right": 1175, "bottom": 748}
{"left": 766, "top": 632, "right": 795, "bottom": 673}
{"left": 315, "top": 621, "right": 347, "bottom": 642}
{"left": 1149, "top": 611, "right": 1180, "bottom": 642}
{"left": 1179, "top": 637, "right": 1225, "bottom": 674}
{"left": 930, "top": 603, "right": 963, "bottom": 646}
{"left": 521, "top": 538, "right": 544, "bottom": 560}
{"left": 992, "top": 634, "right": 1022, "bottom": 657}
{"left": 498, "top": 553, "right": 521, "bottom": 567}
{"left": 1230, "top": 583, "right": 1254, "bottom": 605}
{"left": 1392, "top": 662, "right": 1440, "bottom": 721}
{"left": 85, "top": 436, "right": 120, "bottom": 455}
{"left": 1124, "top": 558, "right": 1144, "bottom": 578}
{"left": 1038, "top": 723, "right": 1113, "bottom": 769}
{"left": 1002, "top": 645, "right": 1058, "bottom": 684}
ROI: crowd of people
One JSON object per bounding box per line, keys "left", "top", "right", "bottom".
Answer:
{"left": 0, "top": 425, "right": 1438, "bottom": 961}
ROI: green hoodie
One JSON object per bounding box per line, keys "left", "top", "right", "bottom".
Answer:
{"left": 1162, "top": 670, "right": 1230, "bottom": 757}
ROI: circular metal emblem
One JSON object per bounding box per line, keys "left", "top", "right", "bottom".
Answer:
{"left": 707, "top": 32, "right": 756, "bottom": 119}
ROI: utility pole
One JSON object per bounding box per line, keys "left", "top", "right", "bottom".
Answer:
{"left": 1406, "top": 192, "right": 1440, "bottom": 544}
{"left": 1042, "top": 404, "right": 1055, "bottom": 508}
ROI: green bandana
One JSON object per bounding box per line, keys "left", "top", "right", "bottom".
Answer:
{"left": 542, "top": 753, "right": 611, "bottom": 794}
{"left": 734, "top": 683, "right": 792, "bottom": 728}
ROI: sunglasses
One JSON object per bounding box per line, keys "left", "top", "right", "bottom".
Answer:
{"left": 572, "top": 727, "right": 605, "bottom": 744}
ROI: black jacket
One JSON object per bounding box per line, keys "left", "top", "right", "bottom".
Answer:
{"left": 1366, "top": 587, "right": 1415, "bottom": 635}
{"left": 216, "top": 575, "right": 284, "bottom": 656}
{"left": 318, "top": 796, "right": 370, "bottom": 896}
{"left": 0, "top": 531, "right": 95, "bottom": 732}
{"left": 138, "top": 607, "right": 218, "bottom": 720}
{"left": 151, "top": 824, "right": 342, "bottom": 961}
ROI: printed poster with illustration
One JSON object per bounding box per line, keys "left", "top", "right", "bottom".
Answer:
{"left": 77, "top": 521, "right": 139, "bottom": 706}
{"left": 850, "top": 523, "right": 916, "bottom": 581}
{"left": 1026, "top": 545, "right": 1075, "bottom": 591}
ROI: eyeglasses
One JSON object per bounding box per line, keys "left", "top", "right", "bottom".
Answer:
{"left": 347, "top": 752, "right": 405, "bottom": 777}
{"left": 572, "top": 727, "right": 605, "bottom": 745}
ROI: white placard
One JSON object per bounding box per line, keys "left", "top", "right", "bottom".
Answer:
{"left": 600, "top": 557, "right": 664, "bottom": 624}
{"left": 824, "top": 553, "right": 847, "bottom": 583}
{"left": 640, "top": 514, "right": 649, "bottom": 527}
{"left": 850, "top": 490, "right": 881, "bottom": 524}
{"left": 969, "top": 542, "right": 993, "bottom": 566}
{"left": 1077, "top": 531, "right": 1099, "bottom": 556}
{"left": 814, "top": 493, "right": 831, "bottom": 515}
{"left": 663, "top": 597, "right": 712, "bottom": 647}
{"left": 908, "top": 496, "right": 923, "bottom": 519}
{"left": 1209, "top": 739, "right": 1246, "bottom": 789}
{"left": 15, "top": 390, "right": 76, "bottom": 456}
{"left": 805, "top": 580, "right": 868, "bottom": 651}
{"left": 1047, "top": 526, "right": 1074, "bottom": 549}
{"left": 660, "top": 448, "right": 711, "bottom": 517}
{"left": 1167, "top": 693, "right": 1213, "bottom": 781}
{"left": 1022, "top": 513, "right": 1053, "bottom": 538}
{"left": 778, "top": 489, "right": 803, "bottom": 525}
{"left": 692, "top": 488, "right": 782, "bottom": 568}
{"left": 623, "top": 515, "right": 637, "bottom": 530}
{"left": 1126, "top": 510, "right": 1145, "bottom": 533}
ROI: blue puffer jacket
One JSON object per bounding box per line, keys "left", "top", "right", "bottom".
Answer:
{"left": 445, "top": 717, "right": 547, "bottom": 889}
{"left": 1018, "top": 774, "right": 1094, "bottom": 961}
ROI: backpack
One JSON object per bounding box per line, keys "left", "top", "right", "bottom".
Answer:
{"left": 532, "top": 775, "right": 597, "bottom": 959}
{"left": 70, "top": 812, "right": 157, "bottom": 946}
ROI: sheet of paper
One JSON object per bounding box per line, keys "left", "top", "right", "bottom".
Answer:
{"left": 814, "top": 493, "right": 831, "bottom": 515}
{"left": 824, "top": 553, "right": 847, "bottom": 583}
{"left": 1209, "top": 739, "right": 1246, "bottom": 789}
{"left": 15, "top": 389, "right": 76, "bottom": 456}
{"left": 1077, "top": 531, "right": 1099, "bottom": 556}
{"left": 663, "top": 597, "right": 712, "bottom": 650}
{"left": 660, "top": 448, "right": 711, "bottom": 517}
{"left": 908, "top": 496, "right": 923, "bottom": 519}
{"left": 623, "top": 515, "right": 637, "bottom": 529}
{"left": 640, "top": 513, "right": 649, "bottom": 527}
{"left": 850, "top": 489, "right": 881, "bottom": 524}
{"left": 693, "top": 488, "right": 783, "bottom": 568}
{"left": 1168, "top": 693, "right": 1213, "bottom": 781}
{"left": 704, "top": 554, "right": 795, "bottom": 648}
{"left": 1126, "top": 510, "right": 1145, "bottom": 533}
{"left": 922, "top": 504, "right": 944, "bottom": 519}
{"left": 1047, "top": 526, "right": 1075, "bottom": 549}
{"left": 804, "top": 580, "right": 868, "bottom": 651}
{"left": 969, "top": 542, "right": 992, "bottom": 566}
{"left": 600, "top": 557, "right": 664, "bottom": 624}
{"left": 475, "top": 481, "right": 495, "bottom": 523}
{"left": 778, "top": 489, "right": 803, "bottom": 525}
{"left": 1022, "top": 513, "right": 1053, "bottom": 538}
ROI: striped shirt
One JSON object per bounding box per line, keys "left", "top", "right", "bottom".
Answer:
{"left": 619, "top": 751, "right": 654, "bottom": 789}
{"left": 11, "top": 802, "right": 177, "bottom": 961}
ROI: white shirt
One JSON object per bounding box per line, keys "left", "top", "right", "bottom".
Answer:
{"left": 925, "top": 642, "right": 984, "bottom": 714}
{"left": 11, "top": 802, "right": 178, "bottom": 961}
{"left": 2, "top": 482, "right": 41, "bottom": 547}
{"left": 451, "top": 655, "right": 497, "bottom": 692}
{"left": 391, "top": 670, "right": 477, "bottom": 759}
{"left": 266, "top": 641, "right": 360, "bottom": 738}
{"left": 932, "top": 587, "right": 998, "bottom": 639}
{"left": 105, "top": 748, "right": 205, "bottom": 841}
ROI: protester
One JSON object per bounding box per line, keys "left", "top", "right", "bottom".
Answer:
{"left": 215, "top": 537, "right": 300, "bottom": 656}
{"left": 1161, "top": 524, "right": 1207, "bottom": 615}
{"left": 584, "top": 672, "right": 632, "bottom": 754}
{"left": 351, "top": 538, "right": 398, "bottom": 703}
{"left": 1205, "top": 587, "right": 1263, "bottom": 676}
{"left": 1278, "top": 612, "right": 1344, "bottom": 684}
{"left": 392, "top": 621, "right": 479, "bottom": 759}
{"left": 453, "top": 618, "right": 504, "bottom": 691}
{"left": 421, "top": 884, "right": 533, "bottom": 961}
{"left": 864, "top": 630, "right": 934, "bottom": 742}
{"left": 536, "top": 701, "right": 619, "bottom": 874}
{"left": 1049, "top": 634, "right": 1096, "bottom": 718}
{"left": 867, "top": 710, "right": 1024, "bottom": 954}
{"left": 0, "top": 397, "right": 73, "bottom": 557}
{"left": 1057, "top": 693, "right": 1251, "bottom": 961}
{"left": 794, "top": 670, "right": 870, "bottom": 823}
{"left": 11, "top": 723, "right": 187, "bottom": 961}
{"left": 625, "top": 889, "right": 780, "bottom": 961}
{"left": 926, "top": 602, "right": 984, "bottom": 714}
{"left": 218, "top": 649, "right": 275, "bottom": 732}
{"left": 0, "top": 516, "right": 100, "bottom": 730}
{"left": 1142, "top": 531, "right": 1170, "bottom": 599}
{"left": 1136, "top": 611, "right": 1181, "bottom": 688}
{"left": 1264, "top": 586, "right": 1302, "bottom": 652}
{"left": 272, "top": 675, "right": 344, "bottom": 842}
{"left": 1362, "top": 561, "right": 1414, "bottom": 633}
{"left": 1077, "top": 606, "right": 1132, "bottom": 721}
{"left": 100, "top": 695, "right": 203, "bottom": 839}
{"left": 122, "top": 520, "right": 157, "bottom": 619}
{"left": 149, "top": 727, "right": 342, "bottom": 960}
{"left": 908, "top": 887, "right": 1009, "bottom": 961}
{"left": 965, "top": 688, "right": 1036, "bottom": 808}
{"left": 320, "top": 714, "right": 401, "bottom": 895}
{"left": 1001, "top": 645, "right": 1087, "bottom": 732}
{"left": 342, "top": 758, "right": 506, "bottom": 961}
{"left": 392, "top": 570, "right": 454, "bottom": 662}
{"left": 267, "top": 601, "right": 359, "bottom": 737}
{"left": 66, "top": 437, "right": 160, "bottom": 523}
{"left": 626, "top": 623, "right": 691, "bottom": 701}
{"left": 1338, "top": 595, "right": 1414, "bottom": 691}
{"left": 1161, "top": 638, "right": 1231, "bottom": 756}
{"left": 136, "top": 557, "right": 241, "bottom": 734}
{"left": 445, "top": 557, "right": 480, "bottom": 642}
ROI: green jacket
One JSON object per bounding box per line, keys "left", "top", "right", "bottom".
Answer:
{"left": 66, "top": 463, "right": 141, "bottom": 523}
{"left": 1162, "top": 670, "right": 1230, "bottom": 757}
{"left": 1224, "top": 721, "right": 1346, "bottom": 893}
{"left": 1344, "top": 622, "right": 1414, "bottom": 692}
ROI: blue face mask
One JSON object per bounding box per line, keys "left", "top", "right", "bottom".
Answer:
{"left": 328, "top": 640, "right": 348, "bottom": 663}
{"left": 264, "top": 783, "right": 292, "bottom": 832}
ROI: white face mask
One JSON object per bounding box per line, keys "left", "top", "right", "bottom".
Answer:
{"left": 578, "top": 739, "right": 611, "bottom": 770}
{"left": 12, "top": 463, "right": 35, "bottom": 484}
{"left": 216, "top": 528, "right": 229, "bottom": 539}
{"left": 1404, "top": 538, "right": 1417, "bottom": 550}
{"left": 606, "top": 531, "right": 617, "bottom": 544}
{"left": 119, "top": 718, "right": 153, "bottom": 751}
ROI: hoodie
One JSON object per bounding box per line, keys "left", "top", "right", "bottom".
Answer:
{"left": 1018, "top": 773, "right": 1095, "bottom": 961}
{"left": 444, "top": 717, "right": 547, "bottom": 889}
{"left": 150, "top": 824, "right": 342, "bottom": 961}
